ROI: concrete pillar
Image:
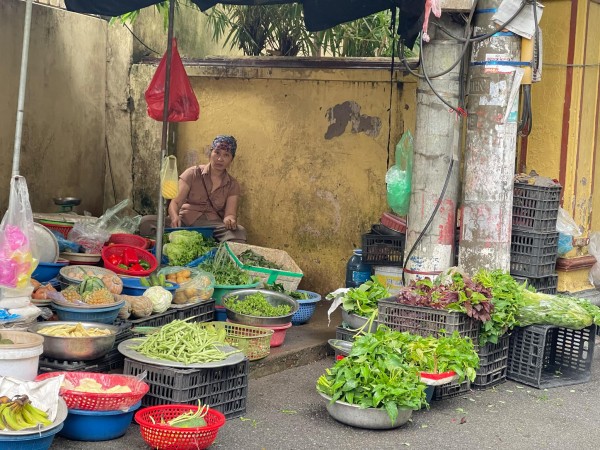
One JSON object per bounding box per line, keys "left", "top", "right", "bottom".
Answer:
{"left": 459, "top": 0, "right": 521, "bottom": 275}
{"left": 405, "top": 16, "right": 465, "bottom": 283}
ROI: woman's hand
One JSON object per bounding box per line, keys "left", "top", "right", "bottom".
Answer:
{"left": 170, "top": 215, "right": 182, "bottom": 228}
{"left": 224, "top": 215, "right": 237, "bottom": 230}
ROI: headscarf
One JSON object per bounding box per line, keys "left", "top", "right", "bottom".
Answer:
{"left": 212, "top": 135, "right": 237, "bottom": 158}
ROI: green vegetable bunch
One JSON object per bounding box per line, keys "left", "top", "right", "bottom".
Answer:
{"left": 264, "top": 283, "right": 310, "bottom": 300}
{"left": 239, "top": 249, "right": 282, "bottom": 270}
{"left": 473, "top": 269, "right": 527, "bottom": 346}
{"left": 225, "top": 292, "right": 292, "bottom": 317}
{"left": 337, "top": 278, "right": 389, "bottom": 318}
{"left": 132, "top": 319, "right": 238, "bottom": 365}
{"left": 164, "top": 231, "right": 216, "bottom": 266}
{"left": 317, "top": 328, "right": 427, "bottom": 426}
{"left": 199, "top": 258, "right": 254, "bottom": 286}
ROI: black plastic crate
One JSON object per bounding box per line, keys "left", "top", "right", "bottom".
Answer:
{"left": 433, "top": 379, "right": 471, "bottom": 401}
{"left": 361, "top": 225, "right": 405, "bottom": 266}
{"left": 38, "top": 351, "right": 124, "bottom": 374}
{"left": 378, "top": 297, "right": 479, "bottom": 345}
{"left": 512, "top": 183, "right": 562, "bottom": 232}
{"left": 334, "top": 326, "right": 359, "bottom": 358}
{"left": 171, "top": 300, "right": 216, "bottom": 322}
{"left": 507, "top": 324, "right": 595, "bottom": 389}
{"left": 124, "top": 357, "right": 249, "bottom": 419}
{"left": 512, "top": 275, "right": 558, "bottom": 295}
{"left": 123, "top": 310, "right": 176, "bottom": 328}
{"left": 510, "top": 230, "right": 559, "bottom": 277}
{"left": 473, "top": 334, "right": 510, "bottom": 390}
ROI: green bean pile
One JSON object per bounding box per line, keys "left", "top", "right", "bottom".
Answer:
{"left": 225, "top": 292, "right": 292, "bottom": 317}
{"left": 132, "top": 320, "right": 237, "bottom": 365}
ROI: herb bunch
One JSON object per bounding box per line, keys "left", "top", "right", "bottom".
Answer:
{"left": 225, "top": 292, "right": 292, "bottom": 317}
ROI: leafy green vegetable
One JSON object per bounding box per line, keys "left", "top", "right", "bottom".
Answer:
{"left": 164, "top": 231, "right": 216, "bottom": 266}
{"left": 517, "top": 290, "right": 600, "bottom": 329}
{"left": 239, "top": 249, "right": 282, "bottom": 269}
{"left": 199, "top": 258, "right": 254, "bottom": 286}
{"left": 264, "top": 283, "right": 310, "bottom": 300}
{"left": 225, "top": 292, "right": 292, "bottom": 317}
{"left": 336, "top": 278, "right": 389, "bottom": 317}
{"left": 473, "top": 269, "right": 527, "bottom": 346}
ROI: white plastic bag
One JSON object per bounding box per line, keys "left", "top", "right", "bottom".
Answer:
{"left": 588, "top": 232, "right": 600, "bottom": 287}
{"left": 0, "top": 297, "right": 30, "bottom": 309}
{"left": 67, "top": 222, "right": 110, "bottom": 254}
{"left": 556, "top": 207, "right": 582, "bottom": 257}
{"left": 0, "top": 176, "right": 38, "bottom": 290}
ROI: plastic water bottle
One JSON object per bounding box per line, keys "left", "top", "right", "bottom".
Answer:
{"left": 345, "top": 249, "right": 372, "bottom": 288}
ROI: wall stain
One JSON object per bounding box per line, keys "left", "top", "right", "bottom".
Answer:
{"left": 325, "top": 101, "right": 382, "bottom": 140}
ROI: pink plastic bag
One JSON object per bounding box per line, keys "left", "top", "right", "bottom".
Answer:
{"left": 145, "top": 38, "right": 199, "bottom": 123}
{"left": 423, "top": 0, "right": 442, "bottom": 42}
{"left": 0, "top": 176, "right": 38, "bottom": 289}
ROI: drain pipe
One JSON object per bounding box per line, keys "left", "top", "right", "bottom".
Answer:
{"left": 458, "top": 0, "right": 522, "bottom": 275}
{"left": 12, "top": 0, "right": 34, "bottom": 177}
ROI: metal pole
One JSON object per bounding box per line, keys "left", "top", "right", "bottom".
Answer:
{"left": 459, "top": 0, "right": 522, "bottom": 275}
{"left": 154, "top": 0, "right": 176, "bottom": 267}
{"left": 404, "top": 16, "right": 465, "bottom": 284}
{"left": 12, "top": 0, "right": 34, "bottom": 177}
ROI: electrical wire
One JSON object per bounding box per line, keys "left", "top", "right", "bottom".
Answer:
{"left": 400, "top": 0, "right": 477, "bottom": 81}
{"left": 518, "top": 84, "right": 532, "bottom": 137}
{"left": 124, "top": 23, "right": 161, "bottom": 55}
{"left": 402, "top": 159, "right": 455, "bottom": 284}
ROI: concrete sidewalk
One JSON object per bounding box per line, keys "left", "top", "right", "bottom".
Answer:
{"left": 53, "top": 342, "right": 600, "bottom": 450}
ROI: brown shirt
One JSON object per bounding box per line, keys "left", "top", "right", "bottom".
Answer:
{"left": 178, "top": 164, "right": 241, "bottom": 225}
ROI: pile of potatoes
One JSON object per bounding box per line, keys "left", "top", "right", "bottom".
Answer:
{"left": 167, "top": 269, "right": 214, "bottom": 305}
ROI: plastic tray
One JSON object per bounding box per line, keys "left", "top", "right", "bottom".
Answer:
{"left": 512, "top": 274, "right": 558, "bottom": 295}
{"left": 473, "top": 334, "right": 510, "bottom": 390}
{"left": 507, "top": 324, "right": 595, "bottom": 389}
{"left": 510, "top": 230, "right": 559, "bottom": 277}
{"left": 361, "top": 225, "right": 405, "bottom": 266}
{"left": 433, "top": 379, "right": 471, "bottom": 401}
{"left": 124, "top": 357, "right": 249, "bottom": 419}
{"left": 512, "top": 183, "right": 562, "bottom": 233}
{"left": 171, "top": 300, "right": 216, "bottom": 323}
{"left": 378, "top": 297, "right": 479, "bottom": 346}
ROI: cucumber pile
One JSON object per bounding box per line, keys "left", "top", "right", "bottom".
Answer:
{"left": 140, "top": 273, "right": 174, "bottom": 288}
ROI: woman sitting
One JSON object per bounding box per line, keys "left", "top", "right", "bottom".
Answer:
{"left": 140, "top": 135, "right": 247, "bottom": 243}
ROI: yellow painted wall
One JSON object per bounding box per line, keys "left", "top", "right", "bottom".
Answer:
{"left": 175, "top": 60, "right": 416, "bottom": 294}
{"left": 525, "top": 0, "right": 600, "bottom": 292}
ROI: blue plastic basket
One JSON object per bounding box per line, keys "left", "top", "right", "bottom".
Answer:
{"left": 152, "top": 247, "right": 216, "bottom": 267}
{"left": 33, "top": 261, "right": 69, "bottom": 282}
{"left": 164, "top": 227, "right": 215, "bottom": 237}
{"left": 291, "top": 290, "right": 321, "bottom": 325}
{"left": 121, "top": 278, "right": 180, "bottom": 296}
{"left": 0, "top": 422, "right": 63, "bottom": 450}
{"left": 59, "top": 401, "right": 141, "bottom": 441}
{"left": 53, "top": 302, "right": 123, "bottom": 324}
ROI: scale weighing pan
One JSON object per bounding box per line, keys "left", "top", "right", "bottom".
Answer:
{"left": 118, "top": 338, "right": 246, "bottom": 368}
{"left": 53, "top": 197, "right": 82, "bottom": 206}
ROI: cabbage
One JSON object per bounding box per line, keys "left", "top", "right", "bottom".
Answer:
{"left": 145, "top": 286, "right": 172, "bottom": 313}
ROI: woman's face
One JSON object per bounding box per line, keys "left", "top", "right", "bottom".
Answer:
{"left": 210, "top": 148, "right": 233, "bottom": 171}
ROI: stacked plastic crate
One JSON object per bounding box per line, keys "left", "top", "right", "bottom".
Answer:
{"left": 510, "top": 183, "right": 562, "bottom": 294}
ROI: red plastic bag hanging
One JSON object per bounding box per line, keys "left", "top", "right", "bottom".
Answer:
{"left": 145, "top": 38, "right": 199, "bottom": 122}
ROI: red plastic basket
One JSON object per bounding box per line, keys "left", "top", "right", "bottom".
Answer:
{"left": 108, "top": 234, "right": 149, "bottom": 249}
{"left": 102, "top": 244, "right": 157, "bottom": 277}
{"left": 35, "top": 372, "right": 149, "bottom": 411}
{"left": 227, "top": 320, "right": 291, "bottom": 347}
{"left": 135, "top": 405, "right": 225, "bottom": 450}
{"left": 39, "top": 221, "right": 74, "bottom": 239}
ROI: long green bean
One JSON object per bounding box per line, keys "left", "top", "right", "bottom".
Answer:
{"left": 130, "top": 320, "right": 239, "bottom": 365}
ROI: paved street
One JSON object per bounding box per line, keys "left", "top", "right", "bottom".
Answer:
{"left": 53, "top": 344, "right": 600, "bottom": 450}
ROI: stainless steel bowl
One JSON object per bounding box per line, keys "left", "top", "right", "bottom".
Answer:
{"left": 319, "top": 392, "right": 412, "bottom": 429}
{"left": 222, "top": 289, "right": 299, "bottom": 326}
{"left": 28, "top": 321, "right": 119, "bottom": 361}
{"left": 341, "top": 308, "right": 378, "bottom": 333}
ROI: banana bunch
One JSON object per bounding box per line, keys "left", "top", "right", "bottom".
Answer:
{"left": 0, "top": 395, "right": 52, "bottom": 431}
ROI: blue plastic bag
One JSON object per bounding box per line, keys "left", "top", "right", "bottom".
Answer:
{"left": 49, "top": 229, "right": 83, "bottom": 253}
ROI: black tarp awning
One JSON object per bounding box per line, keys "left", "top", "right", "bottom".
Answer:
{"left": 64, "top": 0, "right": 425, "bottom": 47}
